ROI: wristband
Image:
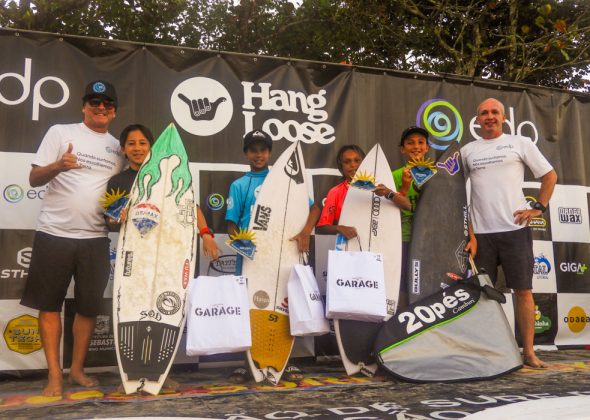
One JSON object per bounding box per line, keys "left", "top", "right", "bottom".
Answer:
{"left": 385, "top": 191, "right": 398, "bottom": 200}
{"left": 199, "top": 227, "right": 214, "bottom": 238}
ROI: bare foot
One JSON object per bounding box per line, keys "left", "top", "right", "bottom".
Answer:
{"left": 42, "top": 371, "right": 63, "bottom": 397}
{"left": 523, "top": 354, "right": 548, "bottom": 369}
{"left": 68, "top": 371, "right": 99, "bottom": 387}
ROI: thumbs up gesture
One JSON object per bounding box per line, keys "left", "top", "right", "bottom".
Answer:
{"left": 59, "top": 143, "right": 81, "bottom": 171}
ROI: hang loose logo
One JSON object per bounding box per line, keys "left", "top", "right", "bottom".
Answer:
{"left": 178, "top": 93, "right": 227, "bottom": 121}
{"left": 170, "top": 77, "right": 234, "bottom": 136}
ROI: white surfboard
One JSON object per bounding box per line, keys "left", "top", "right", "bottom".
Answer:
{"left": 334, "top": 143, "right": 402, "bottom": 376}
{"left": 243, "top": 141, "right": 310, "bottom": 385}
{"left": 113, "top": 124, "right": 197, "bottom": 395}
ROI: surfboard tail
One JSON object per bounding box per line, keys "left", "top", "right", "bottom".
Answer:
{"left": 248, "top": 309, "right": 294, "bottom": 384}
{"left": 117, "top": 320, "right": 180, "bottom": 381}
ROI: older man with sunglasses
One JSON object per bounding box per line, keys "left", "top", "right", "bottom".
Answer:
{"left": 21, "top": 80, "right": 125, "bottom": 397}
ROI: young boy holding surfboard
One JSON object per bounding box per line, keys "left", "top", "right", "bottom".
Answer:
{"left": 316, "top": 144, "right": 410, "bottom": 235}
{"left": 225, "top": 129, "right": 319, "bottom": 383}
{"left": 376, "top": 126, "right": 430, "bottom": 311}
{"left": 104, "top": 124, "right": 220, "bottom": 261}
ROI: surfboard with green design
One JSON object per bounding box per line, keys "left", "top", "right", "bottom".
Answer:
{"left": 112, "top": 123, "right": 197, "bottom": 395}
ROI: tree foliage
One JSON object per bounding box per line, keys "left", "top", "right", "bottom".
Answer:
{"left": 1, "top": 0, "right": 589, "bottom": 91}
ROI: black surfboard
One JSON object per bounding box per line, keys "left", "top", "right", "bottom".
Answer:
{"left": 407, "top": 141, "right": 470, "bottom": 303}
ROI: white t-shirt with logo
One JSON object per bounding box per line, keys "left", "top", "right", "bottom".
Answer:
{"left": 33, "top": 123, "right": 124, "bottom": 238}
{"left": 461, "top": 133, "right": 553, "bottom": 234}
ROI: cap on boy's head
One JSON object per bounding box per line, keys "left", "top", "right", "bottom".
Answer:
{"left": 243, "top": 129, "right": 272, "bottom": 152}
{"left": 83, "top": 80, "right": 118, "bottom": 106}
{"left": 400, "top": 126, "right": 429, "bottom": 146}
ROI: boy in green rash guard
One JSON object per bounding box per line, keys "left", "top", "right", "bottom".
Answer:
{"left": 393, "top": 126, "right": 430, "bottom": 242}
{"left": 392, "top": 126, "right": 430, "bottom": 311}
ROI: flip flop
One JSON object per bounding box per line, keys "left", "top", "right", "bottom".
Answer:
{"left": 228, "top": 367, "right": 250, "bottom": 384}
{"left": 284, "top": 365, "right": 304, "bottom": 382}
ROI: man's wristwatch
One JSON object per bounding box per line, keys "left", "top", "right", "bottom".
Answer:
{"left": 385, "top": 191, "right": 395, "bottom": 200}
{"left": 531, "top": 201, "right": 547, "bottom": 213}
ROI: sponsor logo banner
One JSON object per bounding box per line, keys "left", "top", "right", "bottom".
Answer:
{"left": 555, "top": 293, "right": 590, "bottom": 346}
{"left": 532, "top": 240, "right": 557, "bottom": 293}
{"left": 554, "top": 242, "right": 590, "bottom": 293}
{"left": 548, "top": 185, "right": 590, "bottom": 243}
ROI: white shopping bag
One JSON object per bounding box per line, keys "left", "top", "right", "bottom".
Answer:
{"left": 326, "top": 250, "right": 387, "bottom": 322}
{"left": 186, "top": 275, "right": 251, "bottom": 356}
{"left": 287, "top": 264, "right": 330, "bottom": 336}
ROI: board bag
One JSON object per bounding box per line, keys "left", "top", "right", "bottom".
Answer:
{"left": 375, "top": 273, "right": 522, "bottom": 382}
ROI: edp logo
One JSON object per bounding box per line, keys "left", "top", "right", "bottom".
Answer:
{"left": 0, "top": 58, "right": 69, "bottom": 121}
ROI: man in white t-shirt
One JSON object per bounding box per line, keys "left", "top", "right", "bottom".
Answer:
{"left": 21, "top": 80, "right": 125, "bottom": 396}
{"left": 462, "top": 98, "right": 557, "bottom": 369}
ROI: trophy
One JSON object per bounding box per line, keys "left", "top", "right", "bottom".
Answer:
{"left": 350, "top": 170, "right": 378, "bottom": 191}
{"left": 408, "top": 157, "right": 437, "bottom": 188}
{"left": 100, "top": 188, "right": 130, "bottom": 222}
{"left": 226, "top": 228, "right": 257, "bottom": 260}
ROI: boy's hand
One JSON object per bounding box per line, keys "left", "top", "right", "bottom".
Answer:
{"left": 119, "top": 208, "right": 128, "bottom": 224}
{"left": 373, "top": 184, "right": 391, "bottom": 197}
{"left": 400, "top": 167, "right": 412, "bottom": 194}
{"left": 290, "top": 231, "right": 311, "bottom": 253}
{"left": 337, "top": 225, "right": 358, "bottom": 239}
{"left": 202, "top": 235, "right": 220, "bottom": 261}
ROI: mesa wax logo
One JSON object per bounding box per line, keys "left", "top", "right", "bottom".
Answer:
{"left": 3, "top": 314, "right": 41, "bottom": 354}
{"left": 534, "top": 305, "right": 551, "bottom": 334}
{"left": 534, "top": 253, "right": 552, "bottom": 279}
{"left": 416, "top": 99, "right": 463, "bottom": 151}
{"left": 565, "top": 306, "right": 589, "bottom": 333}
{"left": 170, "top": 77, "right": 233, "bottom": 136}
{"left": 242, "top": 82, "right": 335, "bottom": 144}
{"left": 558, "top": 207, "right": 582, "bottom": 224}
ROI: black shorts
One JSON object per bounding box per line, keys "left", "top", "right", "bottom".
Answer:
{"left": 474, "top": 227, "right": 533, "bottom": 290}
{"left": 20, "top": 231, "right": 110, "bottom": 316}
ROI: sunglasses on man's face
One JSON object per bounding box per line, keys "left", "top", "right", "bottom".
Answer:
{"left": 87, "top": 98, "right": 116, "bottom": 110}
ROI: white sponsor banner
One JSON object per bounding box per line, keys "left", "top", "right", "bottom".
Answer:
{"left": 532, "top": 240, "right": 557, "bottom": 293}
{"left": 555, "top": 293, "right": 590, "bottom": 346}
{"left": 0, "top": 152, "right": 45, "bottom": 230}
{"left": 0, "top": 300, "right": 62, "bottom": 370}
{"left": 548, "top": 184, "right": 590, "bottom": 243}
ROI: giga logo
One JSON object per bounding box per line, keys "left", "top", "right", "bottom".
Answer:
{"left": 3, "top": 184, "right": 46, "bottom": 203}
{"left": 559, "top": 262, "right": 588, "bottom": 275}
{"left": 170, "top": 77, "right": 233, "bottom": 136}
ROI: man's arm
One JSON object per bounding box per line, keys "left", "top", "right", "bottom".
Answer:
{"left": 29, "top": 143, "right": 80, "bottom": 187}
{"left": 514, "top": 169, "right": 557, "bottom": 225}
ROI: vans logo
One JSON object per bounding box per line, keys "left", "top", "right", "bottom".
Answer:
{"left": 253, "top": 205, "right": 271, "bottom": 231}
